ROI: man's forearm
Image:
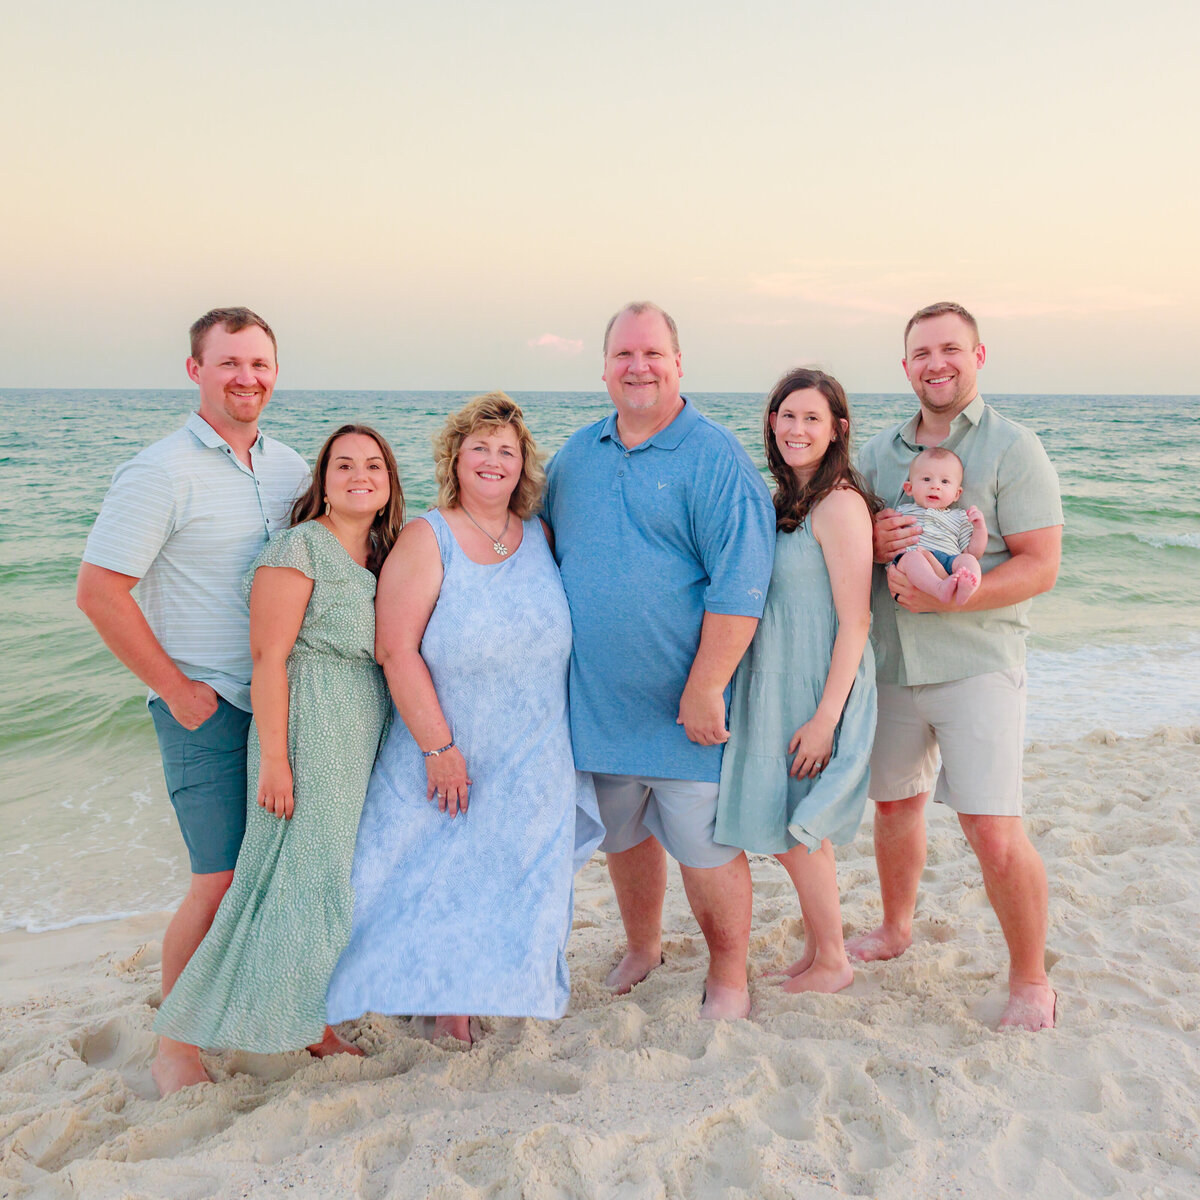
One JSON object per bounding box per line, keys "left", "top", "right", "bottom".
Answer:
{"left": 685, "top": 612, "right": 760, "bottom": 690}
{"left": 76, "top": 564, "right": 189, "bottom": 698}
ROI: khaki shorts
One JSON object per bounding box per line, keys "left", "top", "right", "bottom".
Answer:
{"left": 869, "top": 668, "right": 1026, "bottom": 816}
{"left": 592, "top": 774, "right": 742, "bottom": 869}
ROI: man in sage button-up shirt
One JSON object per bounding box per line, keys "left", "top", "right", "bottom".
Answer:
{"left": 848, "top": 302, "right": 1062, "bottom": 1032}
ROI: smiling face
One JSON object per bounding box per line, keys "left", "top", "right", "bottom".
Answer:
{"left": 902, "top": 313, "right": 986, "bottom": 418}
{"left": 323, "top": 432, "right": 390, "bottom": 519}
{"left": 455, "top": 423, "right": 523, "bottom": 509}
{"left": 602, "top": 308, "right": 683, "bottom": 417}
{"left": 187, "top": 324, "right": 278, "bottom": 436}
{"left": 903, "top": 451, "right": 964, "bottom": 510}
{"left": 769, "top": 387, "right": 845, "bottom": 484}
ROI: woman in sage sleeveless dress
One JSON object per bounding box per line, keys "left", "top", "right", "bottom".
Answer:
{"left": 326, "top": 395, "right": 602, "bottom": 1036}
{"left": 155, "top": 427, "right": 401, "bottom": 1056}
{"left": 716, "top": 369, "right": 879, "bottom": 995}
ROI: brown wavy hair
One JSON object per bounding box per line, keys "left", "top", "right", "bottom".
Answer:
{"left": 433, "top": 392, "right": 546, "bottom": 520}
{"left": 290, "top": 424, "right": 405, "bottom": 575}
{"left": 763, "top": 368, "right": 881, "bottom": 533}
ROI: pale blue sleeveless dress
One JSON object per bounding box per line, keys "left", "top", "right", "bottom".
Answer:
{"left": 326, "top": 511, "right": 603, "bottom": 1022}
{"left": 716, "top": 514, "right": 876, "bottom": 853}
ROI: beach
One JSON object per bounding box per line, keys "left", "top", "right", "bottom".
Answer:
{"left": 3, "top": 727, "right": 1197, "bottom": 1198}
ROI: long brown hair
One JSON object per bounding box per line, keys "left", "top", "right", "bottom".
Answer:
{"left": 763, "top": 368, "right": 881, "bottom": 533}
{"left": 290, "top": 424, "right": 405, "bottom": 575}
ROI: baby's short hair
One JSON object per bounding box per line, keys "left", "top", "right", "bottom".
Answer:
{"left": 908, "top": 446, "right": 964, "bottom": 478}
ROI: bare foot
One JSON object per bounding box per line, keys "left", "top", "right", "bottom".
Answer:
{"left": 605, "top": 949, "right": 663, "bottom": 995}
{"left": 951, "top": 567, "right": 980, "bottom": 606}
{"left": 307, "top": 1025, "right": 365, "bottom": 1058}
{"left": 151, "top": 1039, "right": 211, "bottom": 1097}
{"left": 845, "top": 925, "right": 912, "bottom": 963}
{"left": 781, "top": 960, "right": 853, "bottom": 994}
{"left": 699, "top": 981, "right": 751, "bottom": 1021}
{"left": 933, "top": 574, "right": 960, "bottom": 604}
{"left": 434, "top": 1015, "right": 473, "bottom": 1044}
{"left": 999, "top": 982, "right": 1056, "bottom": 1031}
{"left": 765, "top": 941, "right": 816, "bottom": 979}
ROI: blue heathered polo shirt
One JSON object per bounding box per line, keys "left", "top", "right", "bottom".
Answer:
{"left": 544, "top": 397, "right": 775, "bottom": 783}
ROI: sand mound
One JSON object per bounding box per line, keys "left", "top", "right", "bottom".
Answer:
{"left": 2, "top": 730, "right": 1198, "bottom": 1198}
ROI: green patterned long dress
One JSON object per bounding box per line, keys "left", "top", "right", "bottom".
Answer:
{"left": 155, "top": 520, "right": 389, "bottom": 1052}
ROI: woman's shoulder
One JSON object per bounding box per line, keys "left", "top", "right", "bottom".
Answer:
{"left": 809, "top": 485, "right": 872, "bottom": 541}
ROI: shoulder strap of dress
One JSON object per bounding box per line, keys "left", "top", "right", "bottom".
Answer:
{"left": 418, "top": 508, "right": 455, "bottom": 570}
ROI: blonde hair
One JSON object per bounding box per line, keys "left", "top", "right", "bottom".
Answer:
{"left": 433, "top": 392, "right": 546, "bottom": 520}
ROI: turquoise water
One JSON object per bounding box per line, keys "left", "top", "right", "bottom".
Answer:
{"left": 1, "top": 389, "right": 1197, "bottom": 931}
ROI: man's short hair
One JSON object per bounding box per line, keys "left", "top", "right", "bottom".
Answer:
{"left": 903, "top": 302, "right": 980, "bottom": 351}
{"left": 909, "top": 445, "right": 965, "bottom": 478}
{"left": 603, "top": 301, "right": 680, "bottom": 355}
{"left": 189, "top": 307, "right": 278, "bottom": 362}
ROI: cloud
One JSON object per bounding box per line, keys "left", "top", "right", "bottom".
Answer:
{"left": 741, "top": 264, "right": 1176, "bottom": 322}
{"left": 527, "top": 333, "right": 584, "bottom": 355}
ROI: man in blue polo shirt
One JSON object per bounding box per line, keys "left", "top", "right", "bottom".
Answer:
{"left": 544, "top": 301, "right": 775, "bottom": 1020}
{"left": 77, "top": 307, "right": 308, "bottom": 1092}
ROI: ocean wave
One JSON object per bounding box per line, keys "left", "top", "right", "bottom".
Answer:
{"left": 2, "top": 908, "right": 156, "bottom": 936}
{"left": 1132, "top": 531, "right": 1200, "bottom": 550}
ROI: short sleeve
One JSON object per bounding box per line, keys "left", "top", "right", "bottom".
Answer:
{"left": 695, "top": 448, "right": 775, "bottom": 618}
{"left": 996, "top": 431, "right": 1063, "bottom": 536}
{"left": 82, "top": 456, "right": 177, "bottom": 578}
{"left": 245, "top": 524, "right": 321, "bottom": 597}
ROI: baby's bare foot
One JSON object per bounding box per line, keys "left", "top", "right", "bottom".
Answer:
{"left": 952, "top": 568, "right": 980, "bottom": 605}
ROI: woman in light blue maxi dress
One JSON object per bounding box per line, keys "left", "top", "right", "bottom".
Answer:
{"left": 326, "top": 395, "right": 602, "bottom": 1036}
{"left": 716, "top": 369, "right": 880, "bottom": 996}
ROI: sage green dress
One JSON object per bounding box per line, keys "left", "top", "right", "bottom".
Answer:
{"left": 155, "top": 521, "right": 390, "bottom": 1052}
{"left": 716, "top": 515, "right": 876, "bottom": 854}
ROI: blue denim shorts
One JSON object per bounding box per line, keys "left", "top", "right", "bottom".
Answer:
{"left": 149, "top": 695, "right": 252, "bottom": 874}
{"left": 894, "top": 546, "right": 959, "bottom": 574}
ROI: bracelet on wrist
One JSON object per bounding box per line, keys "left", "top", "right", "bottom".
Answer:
{"left": 423, "top": 740, "right": 455, "bottom": 758}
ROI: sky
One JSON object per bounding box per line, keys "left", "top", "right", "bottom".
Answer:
{"left": 2, "top": 0, "right": 1197, "bottom": 393}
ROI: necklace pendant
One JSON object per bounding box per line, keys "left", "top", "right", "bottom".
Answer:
{"left": 493, "top": 541, "right": 509, "bottom": 556}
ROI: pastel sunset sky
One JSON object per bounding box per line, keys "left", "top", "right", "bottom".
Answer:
{"left": 3, "top": 1, "right": 1196, "bottom": 393}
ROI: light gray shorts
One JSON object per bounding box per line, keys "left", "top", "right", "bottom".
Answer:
{"left": 868, "top": 667, "right": 1027, "bottom": 816}
{"left": 592, "top": 773, "right": 742, "bottom": 869}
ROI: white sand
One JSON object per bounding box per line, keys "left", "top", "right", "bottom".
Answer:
{"left": 2, "top": 729, "right": 1198, "bottom": 1199}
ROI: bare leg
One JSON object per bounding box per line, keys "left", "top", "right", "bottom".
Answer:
{"left": 307, "top": 1026, "right": 365, "bottom": 1057}
{"left": 775, "top": 841, "right": 853, "bottom": 994}
{"left": 680, "top": 853, "right": 752, "bottom": 1020}
{"left": 604, "top": 835, "right": 667, "bottom": 993}
{"left": 948, "top": 553, "right": 982, "bottom": 605}
{"left": 434, "top": 1015, "right": 472, "bottom": 1044}
{"left": 152, "top": 869, "right": 233, "bottom": 1096}
{"left": 959, "top": 814, "right": 1055, "bottom": 1031}
{"left": 846, "top": 793, "right": 927, "bottom": 962}
{"left": 898, "top": 548, "right": 957, "bottom": 604}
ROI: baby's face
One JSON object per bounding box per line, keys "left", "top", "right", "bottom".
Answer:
{"left": 904, "top": 458, "right": 963, "bottom": 509}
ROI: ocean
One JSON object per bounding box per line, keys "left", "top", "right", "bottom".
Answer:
{"left": 1, "top": 388, "right": 1197, "bottom": 934}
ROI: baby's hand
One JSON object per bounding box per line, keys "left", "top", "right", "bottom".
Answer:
{"left": 966, "top": 505, "right": 985, "bottom": 526}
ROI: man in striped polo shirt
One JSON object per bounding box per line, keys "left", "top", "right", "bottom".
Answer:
{"left": 77, "top": 307, "right": 309, "bottom": 1093}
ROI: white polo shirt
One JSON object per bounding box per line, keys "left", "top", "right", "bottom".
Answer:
{"left": 82, "top": 412, "right": 310, "bottom": 711}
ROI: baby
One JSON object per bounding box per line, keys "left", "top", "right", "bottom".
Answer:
{"left": 894, "top": 447, "right": 987, "bottom": 606}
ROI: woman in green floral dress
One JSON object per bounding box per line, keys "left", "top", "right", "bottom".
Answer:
{"left": 155, "top": 425, "right": 404, "bottom": 1063}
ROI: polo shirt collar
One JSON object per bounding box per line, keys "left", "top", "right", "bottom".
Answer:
{"left": 896, "top": 394, "right": 985, "bottom": 450}
{"left": 598, "top": 395, "right": 700, "bottom": 451}
{"left": 186, "top": 411, "right": 265, "bottom": 454}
